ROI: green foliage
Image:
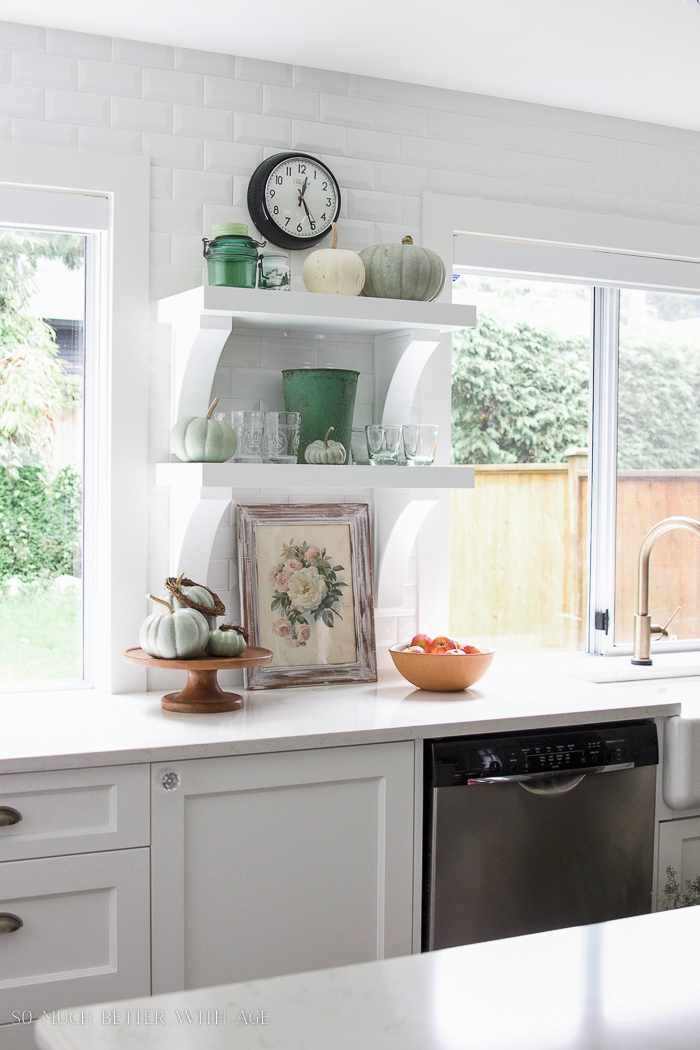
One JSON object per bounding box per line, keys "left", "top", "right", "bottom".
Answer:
{"left": 451, "top": 316, "right": 589, "bottom": 464}
{"left": 660, "top": 865, "right": 700, "bottom": 909}
{"left": 0, "top": 230, "right": 81, "bottom": 461}
{"left": 0, "top": 465, "right": 81, "bottom": 584}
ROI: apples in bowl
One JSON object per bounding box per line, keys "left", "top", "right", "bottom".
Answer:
{"left": 389, "top": 633, "right": 494, "bottom": 691}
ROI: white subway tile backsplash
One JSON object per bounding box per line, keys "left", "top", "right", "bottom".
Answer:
{"left": 348, "top": 127, "right": 401, "bottom": 163}
{"left": 150, "top": 232, "right": 171, "bottom": 266}
{"left": 320, "top": 93, "right": 372, "bottom": 129}
{"left": 236, "top": 55, "right": 292, "bottom": 85}
{"left": 204, "top": 139, "right": 262, "bottom": 174}
{"left": 401, "top": 195, "right": 421, "bottom": 226}
{"left": 78, "top": 58, "right": 141, "bottom": 96}
{"left": 174, "top": 102, "right": 232, "bottom": 139}
{"left": 112, "top": 95, "right": 171, "bottom": 133}
{"left": 595, "top": 164, "right": 641, "bottom": 197}
{"left": 595, "top": 114, "right": 640, "bottom": 141}
{"left": 658, "top": 199, "right": 700, "bottom": 225}
{"left": 501, "top": 149, "right": 549, "bottom": 183}
{"left": 549, "top": 156, "right": 596, "bottom": 190}
{"left": 47, "top": 28, "right": 110, "bottom": 59}
{"left": 617, "top": 195, "right": 659, "bottom": 221}
{"left": 572, "top": 132, "right": 617, "bottom": 165}
{"left": 453, "top": 142, "right": 502, "bottom": 176}
{"left": 150, "top": 263, "right": 203, "bottom": 300}
{"left": 478, "top": 117, "right": 528, "bottom": 151}
{"left": 347, "top": 188, "right": 401, "bottom": 224}
{"left": 550, "top": 107, "right": 597, "bottom": 135}
{"left": 477, "top": 174, "right": 526, "bottom": 204}
{"left": 526, "top": 124, "right": 572, "bottom": 158}
{"left": 293, "top": 65, "right": 348, "bottom": 94}
{"left": 324, "top": 217, "right": 375, "bottom": 250}
{"left": 143, "top": 130, "right": 203, "bottom": 168}
{"left": 202, "top": 203, "right": 250, "bottom": 232}
{"left": 374, "top": 221, "right": 419, "bottom": 245}
{"left": 682, "top": 129, "right": 700, "bottom": 153}
{"left": 426, "top": 109, "right": 477, "bottom": 144}
{"left": 204, "top": 74, "right": 262, "bottom": 112}
{"left": 349, "top": 74, "right": 402, "bottom": 103}
{"left": 234, "top": 111, "right": 291, "bottom": 147}
{"left": 266, "top": 84, "right": 319, "bottom": 121}
{"left": 640, "top": 122, "right": 685, "bottom": 149}
{"left": 150, "top": 165, "right": 173, "bottom": 199}
{"left": 402, "top": 135, "right": 451, "bottom": 169}
{"left": 112, "top": 38, "right": 173, "bottom": 68}
{"left": 79, "top": 124, "right": 141, "bottom": 153}
{"left": 402, "top": 81, "right": 452, "bottom": 111}
{"left": 572, "top": 188, "right": 618, "bottom": 214}
{"left": 12, "top": 50, "right": 76, "bottom": 88}
{"left": 0, "top": 81, "right": 44, "bottom": 119}
{"left": 0, "top": 49, "right": 9, "bottom": 81}
{"left": 662, "top": 147, "right": 700, "bottom": 178}
{"left": 47, "top": 87, "right": 109, "bottom": 126}
{"left": 0, "top": 21, "right": 45, "bottom": 52}
{"left": 318, "top": 154, "right": 375, "bottom": 190}
{"left": 175, "top": 47, "right": 236, "bottom": 77}
{"left": 617, "top": 139, "right": 665, "bottom": 171}
{"left": 174, "top": 168, "right": 231, "bottom": 204}
{"left": 639, "top": 170, "right": 681, "bottom": 201}
{"left": 151, "top": 198, "right": 203, "bottom": 234}
{"left": 12, "top": 116, "right": 77, "bottom": 147}
{"left": 427, "top": 167, "right": 478, "bottom": 196}
{"left": 144, "top": 67, "right": 202, "bottom": 106}
{"left": 526, "top": 182, "right": 573, "bottom": 209}
{"left": 374, "top": 101, "right": 426, "bottom": 136}
{"left": 503, "top": 99, "right": 550, "bottom": 127}
{"left": 453, "top": 91, "right": 502, "bottom": 118}
{"left": 292, "top": 118, "right": 347, "bottom": 155}
{"left": 374, "top": 161, "right": 428, "bottom": 196}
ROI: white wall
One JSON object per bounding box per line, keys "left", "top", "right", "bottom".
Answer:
{"left": 2, "top": 19, "right": 699, "bottom": 684}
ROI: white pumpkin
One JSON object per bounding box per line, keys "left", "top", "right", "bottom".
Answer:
{"left": 170, "top": 397, "right": 237, "bottom": 463}
{"left": 139, "top": 595, "right": 209, "bottom": 659}
{"left": 302, "top": 223, "right": 365, "bottom": 296}
{"left": 162, "top": 572, "right": 224, "bottom": 623}
{"left": 304, "top": 426, "right": 346, "bottom": 464}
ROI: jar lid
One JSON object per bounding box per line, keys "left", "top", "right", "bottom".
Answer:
{"left": 261, "top": 249, "right": 288, "bottom": 258}
{"left": 210, "top": 222, "right": 249, "bottom": 238}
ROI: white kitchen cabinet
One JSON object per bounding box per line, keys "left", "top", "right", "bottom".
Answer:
{"left": 0, "top": 848, "right": 151, "bottom": 1025}
{"left": 151, "top": 740, "right": 416, "bottom": 993}
{"left": 656, "top": 816, "right": 700, "bottom": 909}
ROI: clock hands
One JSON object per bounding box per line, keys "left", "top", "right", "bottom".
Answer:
{"left": 297, "top": 176, "right": 308, "bottom": 205}
{"left": 298, "top": 188, "right": 316, "bottom": 228}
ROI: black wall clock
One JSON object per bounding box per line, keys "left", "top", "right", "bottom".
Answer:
{"left": 247, "top": 152, "right": 341, "bottom": 251}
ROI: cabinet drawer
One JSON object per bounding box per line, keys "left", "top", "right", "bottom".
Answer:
{"left": 0, "top": 848, "right": 150, "bottom": 1024}
{"left": 0, "top": 765, "right": 150, "bottom": 862}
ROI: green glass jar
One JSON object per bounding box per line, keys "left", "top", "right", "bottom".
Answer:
{"left": 202, "top": 223, "right": 265, "bottom": 288}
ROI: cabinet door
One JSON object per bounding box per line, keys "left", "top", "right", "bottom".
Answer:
{"left": 657, "top": 816, "right": 700, "bottom": 909}
{"left": 0, "top": 848, "right": 150, "bottom": 1024}
{"left": 152, "top": 741, "right": 415, "bottom": 992}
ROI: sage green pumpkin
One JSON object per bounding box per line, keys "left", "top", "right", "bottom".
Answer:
{"left": 170, "top": 397, "right": 236, "bottom": 463}
{"left": 304, "top": 426, "right": 346, "bottom": 464}
{"left": 207, "top": 625, "right": 248, "bottom": 657}
{"left": 163, "top": 573, "right": 223, "bottom": 624}
{"left": 359, "top": 236, "right": 446, "bottom": 302}
{"left": 139, "top": 596, "right": 209, "bottom": 659}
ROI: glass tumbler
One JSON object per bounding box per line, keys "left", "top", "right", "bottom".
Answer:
{"left": 350, "top": 427, "right": 370, "bottom": 465}
{"left": 403, "top": 424, "right": 439, "bottom": 466}
{"left": 265, "top": 411, "right": 300, "bottom": 463}
{"left": 365, "top": 424, "right": 403, "bottom": 466}
{"left": 238, "top": 411, "right": 264, "bottom": 463}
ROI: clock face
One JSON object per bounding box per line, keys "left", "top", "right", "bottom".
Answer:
{"left": 247, "top": 153, "right": 341, "bottom": 250}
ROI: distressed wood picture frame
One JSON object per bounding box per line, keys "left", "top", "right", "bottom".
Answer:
{"left": 237, "top": 503, "right": 377, "bottom": 689}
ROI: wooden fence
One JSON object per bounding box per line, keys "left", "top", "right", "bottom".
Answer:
{"left": 450, "top": 454, "right": 700, "bottom": 650}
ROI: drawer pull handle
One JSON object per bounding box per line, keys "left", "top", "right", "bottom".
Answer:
{"left": 0, "top": 807, "right": 21, "bottom": 827}
{"left": 161, "top": 772, "right": 181, "bottom": 791}
{"left": 0, "top": 914, "right": 23, "bottom": 934}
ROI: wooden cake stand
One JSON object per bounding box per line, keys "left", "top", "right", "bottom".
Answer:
{"left": 123, "top": 647, "right": 273, "bottom": 713}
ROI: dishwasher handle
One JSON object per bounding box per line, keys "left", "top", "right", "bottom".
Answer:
{"left": 466, "top": 761, "right": 635, "bottom": 788}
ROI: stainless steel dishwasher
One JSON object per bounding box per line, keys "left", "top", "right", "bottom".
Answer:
{"left": 423, "top": 719, "right": 659, "bottom": 951}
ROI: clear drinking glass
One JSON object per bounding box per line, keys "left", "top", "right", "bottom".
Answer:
{"left": 403, "top": 423, "right": 439, "bottom": 466}
{"left": 350, "top": 427, "right": 370, "bottom": 465}
{"left": 264, "top": 411, "right": 300, "bottom": 463}
{"left": 365, "top": 424, "right": 403, "bottom": 465}
{"left": 238, "top": 411, "right": 264, "bottom": 463}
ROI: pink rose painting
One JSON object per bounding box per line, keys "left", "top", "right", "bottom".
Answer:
{"left": 269, "top": 538, "right": 347, "bottom": 647}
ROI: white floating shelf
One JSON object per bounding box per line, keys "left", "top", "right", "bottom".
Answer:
{"left": 158, "top": 285, "right": 476, "bottom": 336}
{"left": 155, "top": 462, "right": 475, "bottom": 491}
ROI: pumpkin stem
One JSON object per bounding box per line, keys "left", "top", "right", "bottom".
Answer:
{"left": 402, "top": 236, "right": 414, "bottom": 245}
{"left": 219, "top": 623, "right": 248, "bottom": 640}
{"left": 331, "top": 222, "right": 338, "bottom": 250}
{"left": 323, "top": 426, "right": 334, "bottom": 448}
{"left": 205, "top": 397, "right": 219, "bottom": 420}
{"left": 148, "top": 594, "right": 173, "bottom": 614}
{"left": 176, "top": 572, "right": 185, "bottom": 587}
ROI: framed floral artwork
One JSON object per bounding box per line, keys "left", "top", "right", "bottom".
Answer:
{"left": 237, "top": 503, "right": 377, "bottom": 688}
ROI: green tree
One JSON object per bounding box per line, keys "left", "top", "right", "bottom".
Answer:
{"left": 451, "top": 316, "right": 589, "bottom": 464}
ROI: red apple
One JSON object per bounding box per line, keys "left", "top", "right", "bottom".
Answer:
{"left": 461, "top": 644, "right": 482, "bottom": 655}
{"left": 410, "top": 633, "right": 433, "bottom": 650}
{"left": 404, "top": 645, "right": 425, "bottom": 653}
{"left": 444, "top": 648, "right": 466, "bottom": 655}
{"left": 429, "top": 635, "right": 458, "bottom": 654}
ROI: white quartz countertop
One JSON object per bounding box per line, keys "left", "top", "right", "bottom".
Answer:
{"left": 0, "top": 651, "right": 690, "bottom": 774}
{"left": 34, "top": 907, "right": 700, "bottom": 1050}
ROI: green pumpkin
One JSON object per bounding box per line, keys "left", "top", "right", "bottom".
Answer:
{"left": 170, "top": 397, "right": 236, "bottom": 463}
{"left": 304, "top": 426, "right": 346, "bottom": 464}
{"left": 139, "top": 595, "right": 209, "bottom": 659}
{"left": 207, "top": 624, "right": 248, "bottom": 657}
{"left": 359, "top": 236, "right": 446, "bottom": 302}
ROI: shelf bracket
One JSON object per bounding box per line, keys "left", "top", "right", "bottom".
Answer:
{"left": 374, "top": 491, "right": 439, "bottom": 615}
{"left": 168, "top": 479, "right": 232, "bottom": 583}
{"left": 373, "top": 327, "right": 441, "bottom": 424}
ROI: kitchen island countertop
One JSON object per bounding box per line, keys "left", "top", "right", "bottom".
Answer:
{"left": 34, "top": 906, "right": 700, "bottom": 1050}
{"left": 0, "top": 650, "right": 691, "bottom": 774}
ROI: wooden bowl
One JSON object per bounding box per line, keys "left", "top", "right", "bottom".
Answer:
{"left": 389, "top": 644, "right": 495, "bottom": 692}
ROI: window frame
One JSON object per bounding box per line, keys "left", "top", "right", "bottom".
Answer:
{"left": 0, "top": 143, "right": 150, "bottom": 693}
{"left": 422, "top": 193, "right": 700, "bottom": 658}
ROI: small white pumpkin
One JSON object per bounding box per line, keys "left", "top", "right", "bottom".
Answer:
{"left": 163, "top": 572, "right": 225, "bottom": 624}
{"left": 207, "top": 624, "right": 248, "bottom": 658}
{"left": 304, "top": 426, "right": 346, "bottom": 464}
{"left": 170, "top": 397, "right": 237, "bottom": 463}
{"left": 302, "top": 223, "right": 365, "bottom": 296}
{"left": 139, "top": 595, "right": 209, "bottom": 659}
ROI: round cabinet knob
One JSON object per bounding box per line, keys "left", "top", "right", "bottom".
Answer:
{"left": 0, "top": 807, "right": 21, "bottom": 827}
{"left": 489, "top": 760, "right": 502, "bottom": 774}
{"left": 161, "top": 772, "right": 181, "bottom": 791}
{"left": 0, "top": 913, "right": 23, "bottom": 934}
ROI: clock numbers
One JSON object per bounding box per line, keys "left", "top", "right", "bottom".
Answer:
{"left": 255, "top": 153, "right": 339, "bottom": 245}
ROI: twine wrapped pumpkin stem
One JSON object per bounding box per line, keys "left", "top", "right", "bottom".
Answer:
{"left": 164, "top": 575, "right": 226, "bottom": 617}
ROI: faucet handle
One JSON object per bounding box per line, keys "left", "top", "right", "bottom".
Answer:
{"left": 651, "top": 606, "right": 681, "bottom": 640}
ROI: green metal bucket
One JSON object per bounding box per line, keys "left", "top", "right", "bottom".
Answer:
{"left": 282, "top": 368, "right": 359, "bottom": 464}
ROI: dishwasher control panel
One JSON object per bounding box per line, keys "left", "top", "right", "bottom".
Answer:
{"left": 428, "top": 720, "right": 659, "bottom": 786}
